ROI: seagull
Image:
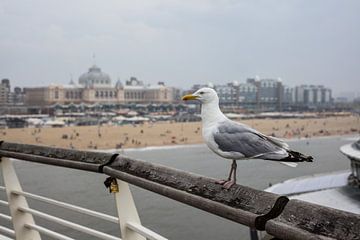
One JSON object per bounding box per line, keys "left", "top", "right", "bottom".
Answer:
{"left": 182, "top": 87, "right": 313, "bottom": 189}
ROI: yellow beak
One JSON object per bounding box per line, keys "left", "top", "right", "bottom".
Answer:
{"left": 182, "top": 94, "right": 198, "bottom": 101}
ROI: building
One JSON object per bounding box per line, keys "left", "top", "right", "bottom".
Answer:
{"left": 24, "top": 65, "right": 124, "bottom": 106}
{"left": 123, "top": 77, "right": 176, "bottom": 103}
{"left": 190, "top": 78, "right": 333, "bottom": 111}
{"left": 245, "top": 77, "right": 283, "bottom": 111}
{"left": 13, "top": 87, "right": 25, "bottom": 105}
{"left": 192, "top": 78, "right": 285, "bottom": 111}
{"left": 238, "top": 82, "right": 258, "bottom": 109}
{"left": 24, "top": 65, "right": 176, "bottom": 106}
{"left": 294, "top": 85, "right": 332, "bottom": 109}
{"left": 283, "top": 86, "right": 294, "bottom": 110}
{"left": 257, "top": 78, "right": 283, "bottom": 111}
{"left": 0, "top": 79, "right": 11, "bottom": 105}
{"left": 214, "top": 83, "right": 238, "bottom": 105}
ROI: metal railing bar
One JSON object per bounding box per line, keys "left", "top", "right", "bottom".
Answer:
{"left": 24, "top": 223, "right": 75, "bottom": 240}
{"left": 11, "top": 190, "right": 119, "bottom": 223}
{"left": 0, "top": 226, "right": 15, "bottom": 238}
{"left": 0, "top": 213, "right": 12, "bottom": 221}
{"left": 0, "top": 150, "right": 100, "bottom": 173}
{"left": 126, "top": 222, "right": 168, "bottom": 240}
{"left": 18, "top": 207, "right": 121, "bottom": 240}
{"left": 0, "top": 186, "right": 5, "bottom": 191}
{"left": 0, "top": 200, "right": 9, "bottom": 206}
{"left": 0, "top": 234, "right": 13, "bottom": 240}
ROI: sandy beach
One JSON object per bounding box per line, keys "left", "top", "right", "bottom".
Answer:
{"left": 1, "top": 115, "right": 359, "bottom": 150}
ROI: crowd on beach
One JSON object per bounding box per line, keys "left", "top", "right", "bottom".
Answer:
{"left": 1, "top": 114, "right": 359, "bottom": 150}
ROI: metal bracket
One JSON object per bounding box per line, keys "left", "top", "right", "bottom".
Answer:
{"left": 254, "top": 196, "right": 289, "bottom": 230}
{"left": 99, "top": 153, "right": 119, "bottom": 173}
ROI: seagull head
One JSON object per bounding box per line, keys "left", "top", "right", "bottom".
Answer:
{"left": 182, "top": 87, "right": 219, "bottom": 104}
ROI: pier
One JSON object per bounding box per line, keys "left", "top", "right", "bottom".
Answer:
{"left": 1, "top": 141, "right": 359, "bottom": 240}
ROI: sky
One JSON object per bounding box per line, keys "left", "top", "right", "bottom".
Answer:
{"left": 0, "top": 0, "right": 359, "bottom": 96}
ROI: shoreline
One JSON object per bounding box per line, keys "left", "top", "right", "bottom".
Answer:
{"left": 102, "top": 134, "right": 360, "bottom": 153}
{"left": 1, "top": 115, "right": 359, "bottom": 151}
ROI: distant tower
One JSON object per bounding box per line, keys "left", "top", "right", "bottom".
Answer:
{"left": 1, "top": 79, "right": 10, "bottom": 90}
{"left": 0, "top": 79, "right": 11, "bottom": 105}
{"left": 92, "top": 53, "right": 96, "bottom": 65}
{"left": 115, "top": 78, "right": 123, "bottom": 89}
{"left": 69, "top": 74, "right": 75, "bottom": 85}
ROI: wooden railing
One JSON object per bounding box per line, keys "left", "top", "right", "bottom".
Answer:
{"left": 0, "top": 141, "right": 359, "bottom": 240}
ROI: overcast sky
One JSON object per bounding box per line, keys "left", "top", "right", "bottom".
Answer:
{"left": 0, "top": 0, "right": 359, "bottom": 96}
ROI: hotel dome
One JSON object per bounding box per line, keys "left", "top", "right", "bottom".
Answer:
{"left": 78, "top": 65, "right": 111, "bottom": 87}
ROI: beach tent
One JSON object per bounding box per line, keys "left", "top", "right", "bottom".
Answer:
{"left": 44, "top": 120, "right": 65, "bottom": 128}
{"left": 121, "top": 116, "right": 149, "bottom": 124}
{"left": 127, "top": 111, "right": 138, "bottom": 116}
{"left": 26, "top": 118, "right": 44, "bottom": 126}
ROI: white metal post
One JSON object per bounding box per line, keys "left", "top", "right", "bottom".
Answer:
{"left": 114, "top": 180, "right": 145, "bottom": 240}
{"left": 1, "top": 157, "right": 41, "bottom": 240}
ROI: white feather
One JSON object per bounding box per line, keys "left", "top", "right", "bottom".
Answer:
{"left": 266, "top": 135, "right": 290, "bottom": 150}
{"left": 280, "top": 162, "right": 298, "bottom": 168}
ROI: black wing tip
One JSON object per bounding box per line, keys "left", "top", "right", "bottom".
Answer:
{"left": 286, "top": 150, "right": 314, "bottom": 162}
{"left": 305, "top": 156, "right": 314, "bottom": 162}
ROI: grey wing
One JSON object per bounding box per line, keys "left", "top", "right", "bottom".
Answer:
{"left": 213, "top": 121, "right": 288, "bottom": 160}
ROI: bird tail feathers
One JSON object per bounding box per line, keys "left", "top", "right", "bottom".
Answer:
{"left": 282, "top": 150, "right": 314, "bottom": 162}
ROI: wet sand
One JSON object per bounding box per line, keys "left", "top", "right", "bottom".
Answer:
{"left": 0, "top": 116, "right": 359, "bottom": 150}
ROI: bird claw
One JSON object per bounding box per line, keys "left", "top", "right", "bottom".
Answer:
{"left": 215, "top": 179, "right": 228, "bottom": 185}
{"left": 223, "top": 180, "right": 236, "bottom": 189}
{"left": 215, "top": 179, "right": 236, "bottom": 189}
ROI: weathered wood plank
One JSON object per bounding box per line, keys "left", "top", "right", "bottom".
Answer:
{"left": 0, "top": 142, "right": 114, "bottom": 165}
{"left": 266, "top": 199, "right": 360, "bottom": 240}
{"left": 2, "top": 140, "right": 359, "bottom": 239}
{"left": 0, "top": 141, "right": 288, "bottom": 230}
{"left": 104, "top": 155, "right": 288, "bottom": 229}
{"left": 0, "top": 141, "right": 116, "bottom": 172}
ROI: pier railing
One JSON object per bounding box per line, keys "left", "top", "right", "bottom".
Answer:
{"left": 0, "top": 141, "right": 359, "bottom": 240}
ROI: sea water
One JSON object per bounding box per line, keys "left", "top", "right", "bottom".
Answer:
{"left": 0, "top": 135, "right": 357, "bottom": 240}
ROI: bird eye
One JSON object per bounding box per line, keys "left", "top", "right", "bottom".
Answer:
{"left": 199, "top": 91, "right": 205, "bottom": 95}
